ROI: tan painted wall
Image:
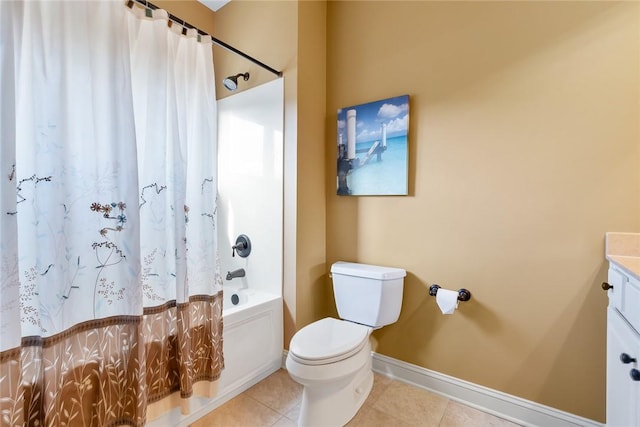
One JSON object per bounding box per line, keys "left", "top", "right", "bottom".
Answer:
{"left": 141, "top": 0, "right": 640, "bottom": 421}
{"left": 295, "top": 1, "right": 328, "bottom": 333}
{"left": 325, "top": 1, "right": 640, "bottom": 422}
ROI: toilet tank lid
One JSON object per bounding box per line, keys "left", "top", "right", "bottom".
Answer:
{"left": 331, "top": 261, "right": 406, "bottom": 280}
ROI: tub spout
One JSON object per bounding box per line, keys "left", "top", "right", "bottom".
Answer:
{"left": 226, "top": 268, "right": 246, "bottom": 281}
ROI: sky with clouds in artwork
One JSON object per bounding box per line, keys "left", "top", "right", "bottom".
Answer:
{"left": 337, "top": 95, "right": 409, "bottom": 144}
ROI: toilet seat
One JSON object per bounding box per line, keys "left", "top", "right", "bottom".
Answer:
{"left": 289, "top": 317, "right": 371, "bottom": 366}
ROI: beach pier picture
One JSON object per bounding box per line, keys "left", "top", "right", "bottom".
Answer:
{"left": 336, "top": 95, "right": 409, "bottom": 196}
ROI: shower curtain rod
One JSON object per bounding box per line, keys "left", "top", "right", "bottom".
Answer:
{"left": 129, "top": 0, "right": 283, "bottom": 77}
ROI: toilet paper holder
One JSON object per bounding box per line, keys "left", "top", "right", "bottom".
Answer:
{"left": 428, "top": 284, "right": 472, "bottom": 302}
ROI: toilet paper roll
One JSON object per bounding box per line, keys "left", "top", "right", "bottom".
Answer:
{"left": 436, "top": 289, "right": 459, "bottom": 315}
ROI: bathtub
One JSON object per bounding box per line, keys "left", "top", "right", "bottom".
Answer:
{"left": 147, "top": 286, "right": 283, "bottom": 427}
{"left": 217, "top": 285, "right": 283, "bottom": 394}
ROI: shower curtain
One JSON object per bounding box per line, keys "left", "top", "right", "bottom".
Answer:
{"left": 0, "top": 1, "right": 223, "bottom": 426}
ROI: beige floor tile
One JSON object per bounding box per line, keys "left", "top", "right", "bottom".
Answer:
{"left": 284, "top": 401, "right": 300, "bottom": 423}
{"left": 347, "top": 405, "right": 413, "bottom": 427}
{"left": 439, "top": 401, "right": 523, "bottom": 427}
{"left": 271, "top": 415, "right": 298, "bottom": 427}
{"left": 245, "top": 369, "right": 303, "bottom": 415}
{"left": 372, "top": 381, "right": 449, "bottom": 426}
{"left": 363, "top": 373, "right": 393, "bottom": 408}
{"left": 190, "top": 394, "right": 281, "bottom": 427}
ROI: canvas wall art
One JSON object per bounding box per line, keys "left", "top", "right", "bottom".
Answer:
{"left": 336, "top": 94, "right": 409, "bottom": 196}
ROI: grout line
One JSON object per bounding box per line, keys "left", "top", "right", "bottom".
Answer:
{"left": 268, "top": 415, "right": 288, "bottom": 427}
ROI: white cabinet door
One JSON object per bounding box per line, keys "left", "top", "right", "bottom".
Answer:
{"left": 607, "top": 267, "right": 626, "bottom": 311}
{"left": 607, "top": 307, "right": 640, "bottom": 427}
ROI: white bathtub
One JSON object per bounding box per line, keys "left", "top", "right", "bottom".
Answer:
{"left": 219, "top": 286, "right": 283, "bottom": 391}
{"left": 148, "top": 287, "right": 283, "bottom": 427}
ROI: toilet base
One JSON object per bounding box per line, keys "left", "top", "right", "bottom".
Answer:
{"left": 297, "top": 359, "right": 373, "bottom": 427}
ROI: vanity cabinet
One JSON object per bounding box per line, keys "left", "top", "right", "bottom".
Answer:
{"left": 606, "top": 264, "right": 640, "bottom": 427}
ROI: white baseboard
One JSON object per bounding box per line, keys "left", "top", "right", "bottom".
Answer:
{"left": 371, "top": 352, "right": 604, "bottom": 427}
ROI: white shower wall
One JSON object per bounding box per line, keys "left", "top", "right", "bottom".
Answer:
{"left": 217, "top": 78, "right": 284, "bottom": 297}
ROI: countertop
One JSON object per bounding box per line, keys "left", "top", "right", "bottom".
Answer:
{"left": 606, "top": 232, "right": 640, "bottom": 280}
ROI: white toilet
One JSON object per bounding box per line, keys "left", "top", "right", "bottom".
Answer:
{"left": 285, "top": 261, "right": 406, "bottom": 427}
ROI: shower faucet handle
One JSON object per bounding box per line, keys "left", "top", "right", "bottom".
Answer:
{"left": 231, "top": 234, "right": 251, "bottom": 258}
{"left": 232, "top": 241, "right": 246, "bottom": 257}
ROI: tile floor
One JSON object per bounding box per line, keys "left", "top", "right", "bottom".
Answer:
{"left": 190, "top": 369, "right": 523, "bottom": 427}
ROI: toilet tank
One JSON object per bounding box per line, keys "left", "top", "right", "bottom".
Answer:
{"left": 330, "top": 261, "right": 406, "bottom": 328}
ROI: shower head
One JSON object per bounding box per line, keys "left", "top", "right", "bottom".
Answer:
{"left": 222, "top": 72, "right": 250, "bottom": 91}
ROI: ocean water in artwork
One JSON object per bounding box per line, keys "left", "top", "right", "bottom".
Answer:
{"left": 348, "top": 135, "right": 407, "bottom": 195}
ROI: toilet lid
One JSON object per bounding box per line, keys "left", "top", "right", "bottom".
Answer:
{"left": 289, "top": 317, "right": 370, "bottom": 365}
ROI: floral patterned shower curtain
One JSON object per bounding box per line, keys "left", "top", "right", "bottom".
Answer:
{"left": 0, "top": 1, "right": 223, "bottom": 426}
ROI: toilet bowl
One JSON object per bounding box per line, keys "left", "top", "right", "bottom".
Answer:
{"left": 285, "top": 318, "right": 374, "bottom": 427}
{"left": 285, "top": 262, "right": 406, "bottom": 427}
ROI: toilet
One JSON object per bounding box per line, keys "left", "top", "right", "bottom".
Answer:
{"left": 285, "top": 261, "right": 406, "bottom": 427}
